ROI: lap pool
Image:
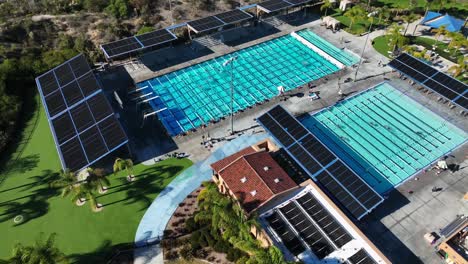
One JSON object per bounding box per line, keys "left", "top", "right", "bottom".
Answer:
{"left": 300, "top": 82, "right": 467, "bottom": 194}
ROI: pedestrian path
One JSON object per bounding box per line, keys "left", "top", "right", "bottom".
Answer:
{"left": 134, "top": 133, "right": 268, "bottom": 264}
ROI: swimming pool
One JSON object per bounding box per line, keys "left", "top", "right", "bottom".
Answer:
{"left": 301, "top": 82, "right": 467, "bottom": 194}
{"left": 296, "top": 29, "right": 359, "bottom": 66}
{"left": 137, "top": 33, "right": 348, "bottom": 136}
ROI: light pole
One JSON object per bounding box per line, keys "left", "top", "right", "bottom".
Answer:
{"left": 354, "top": 11, "right": 378, "bottom": 82}
{"left": 223, "top": 56, "right": 238, "bottom": 135}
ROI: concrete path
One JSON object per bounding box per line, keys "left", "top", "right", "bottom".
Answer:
{"left": 133, "top": 133, "right": 268, "bottom": 264}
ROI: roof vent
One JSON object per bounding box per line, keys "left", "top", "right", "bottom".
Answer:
{"left": 250, "top": 190, "right": 257, "bottom": 196}
{"left": 274, "top": 178, "right": 280, "bottom": 183}
{"left": 263, "top": 166, "right": 270, "bottom": 171}
{"left": 240, "top": 177, "right": 247, "bottom": 183}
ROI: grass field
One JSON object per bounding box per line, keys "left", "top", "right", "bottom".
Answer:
{"left": 372, "top": 35, "right": 464, "bottom": 62}
{"left": 0, "top": 96, "right": 192, "bottom": 263}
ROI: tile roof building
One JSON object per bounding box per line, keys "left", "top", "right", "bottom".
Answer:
{"left": 211, "top": 139, "right": 297, "bottom": 214}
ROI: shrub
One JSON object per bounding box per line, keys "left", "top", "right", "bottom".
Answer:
{"left": 227, "top": 248, "right": 244, "bottom": 262}
{"left": 213, "top": 240, "right": 230, "bottom": 253}
{"left": 185, "top": 217, "right": 198, "bottom": 232}
{"left": 180, "top": 245, "right": 194, "bottom": 260}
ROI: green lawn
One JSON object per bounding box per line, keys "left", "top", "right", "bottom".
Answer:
{"left": 372, "top": 35, "right": 464, "bottom": 62}
{"left": 0, "top": 96, "right": 192, "bottom": 263}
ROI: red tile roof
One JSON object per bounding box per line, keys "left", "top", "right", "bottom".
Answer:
{"left": 212, "top": 151, "right": 297, "bottom": 213}
{"left": 210, "top": 146, "right": 256, "bottom": 172}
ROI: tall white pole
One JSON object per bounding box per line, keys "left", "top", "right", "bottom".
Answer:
{"left": 354, "top": 12, "right": 376, "bottom": 82}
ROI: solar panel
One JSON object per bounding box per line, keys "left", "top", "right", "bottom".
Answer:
{"left": 454, "top": 96, "right": 468, "bottom": 109}
{"left": 68, "top": 54, "right": 91, "bottom": 78}
{"left": 389, "top": 53, "right": 468, "bottom": 110}
{"left": 98, "top": 116, "right": 128, "bottom": 149}
{"left": 316, "top": 170, "right": 368, "bottom": 219}
{"left": 266, "top": 212, "right": 306, "bottom": 256}
{"left": 77, "top": 72, "right": 100, "bottom": 97}
{"left": 135, "top": 29, "right": 176, "bottom": 48}
{"left": 45, "top": 90, "right": 67, "bottom": 117}
{"left": 257, "top": 105, "right": 383, "bottom": 220}
{"left": 101, "top": 37, "right": 143, "bottom": 58}
{"left": 257, "top": 114, "right": 295, "bottom": 147}
{"left": 54, "top": 63, "right": 75, "bottom": 87}
{"left": 52, "top": 112, "right": 76, "bottom": 145}
{"left": 37, "top": 72, "right": 59, "bottom": 96}
{"left": 79, "top": 125, "right": 108, "bottom": 161}
{"left": 348, "top": 249, "right": 377, "bottom": 264}
{"left": 297, "top": 193, "right": 352, "bottom": 248}
{"left": 286, "top": 0, "right": 319, "bottom": 5}
{"left": 257, "top": 0, "right": 292, "bottom": 13}
{"left": 187, "top": 16, "right": 225, "bottom": 33}
{"left": 87, "top": 92, "right": 114, "bottom": 122}
{"left": 60, "top": 137, "right": 88, "bottom": 171}
{"left": 70, "top": 103, "right": 94, "bottom": 133}
{"left": 35, "top": 54, "right": 128, "bottom": 172}
{"left": 214, "top": 9, "right": 253, "bottom": 24}
{"left": 62, "top": 81, "right": 84, "bottom": 106}
{"left": 279, "top": 202, "right": 333, "bottom": 259}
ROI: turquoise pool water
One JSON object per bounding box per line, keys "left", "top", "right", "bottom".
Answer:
{"left": 296, "top": 29, "right": 359, "bottom": 66}
{"left": 301, "top": 83, "right": 467, "bottom": 194}
{"left": 137, "top": 34, "right": 342, "bottom": 135}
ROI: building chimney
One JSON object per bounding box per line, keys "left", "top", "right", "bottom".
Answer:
{"left": 274, "top": 178, "right": 280, "bottom": 183}
{"left": 241, "top": 177, "right": 247, "bottom": 183}
{"left": 263, "top": 166, "right": 270, "bottom": 171}
{"left": 250, "top": 190, "right": 257, "bottom": 196}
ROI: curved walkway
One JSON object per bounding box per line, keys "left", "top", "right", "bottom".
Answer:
{"left": 133, "top": 133, "right": 268, "bottom": 264}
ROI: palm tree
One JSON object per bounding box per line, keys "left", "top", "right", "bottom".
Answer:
{"left": 9, "top": 233, "right": 68, "bottom": 264}
{"left": 86, "top": 167, "right": 110, "bottom": 193}
{"left": 320, "top": 0, "right": 332, "bottom": 17}
{"left": 387, "top": 24, "right": 408, "bottom": 54}
{"left": 402, "top": 13, "right": 418, "bottom": 36}
{"left": 49, "top": 169, "right": 77, "bottom": 197}
{"left": 448, "top": 57, "right": 467, "bottom": 77}
{"left": 69, "top": 181, "right": 100, "bottom": 211}
{"left": 113, "top": 157, "right": 134, "bottom": 181}
{"left": 376, "top": 6, "right": 390, "bottom": 25}
{"left": 432, "top": 25, "right": 448, "bottom": 45}
{"left": 447, "top": 33, "right": 467, "bottom": 57}
{"left": 344, "top": 6, "right": 366, "bottom": 33}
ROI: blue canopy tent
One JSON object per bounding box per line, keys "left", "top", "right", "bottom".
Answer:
{"left": 420, "top": 11, "right": 465, "bottom": 32}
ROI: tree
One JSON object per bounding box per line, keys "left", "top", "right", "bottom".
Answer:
{"left": 85, "top": 168, "right": 110, "bottom": 193}
{"left": 105, "top": 0, "right": 129, "bottom": 19}
{"left": 113, "top": 157, "right": 134, "bottom": 181}
{"left": 448, "top": 57, "right": 467, "bottom": 77}
{"left": 69, "top": 180, "right": 100, "bottom": 211}
{"left": 432, "top": 25, "right": 448, "bottom": 45}
{"left": 447, "top": 33, "right": 467, "bottom": 56}
{"left": 50, "top": 169, "right": 77, "bottom": 197}
{"left": 376, "top": 6, "right": 390, "bottom": 25}
{"left": 8, "top": 233, "right": 68, "bottom": 264}
{"left": 320, "top": 0, "right": 332, "bottom": 18}
{"left": 387, "top": 24, "right": 408, "bottom": 54}
{"left": 402, "top": 13, "right": 418, "bottom": 36}
{"left": 344, "top": 6, "right": 365, "bottom": 32}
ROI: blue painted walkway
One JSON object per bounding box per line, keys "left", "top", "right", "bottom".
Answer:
{"left": 134, "top": 133, "right": 268, "bottom": 246}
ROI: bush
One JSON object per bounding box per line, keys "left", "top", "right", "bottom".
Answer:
{"left": 180, "top": 245, "right": 194, "bottom": 260}
{"left": 227, "top": 248, "right": 244, "bottom": 262}
{"left": 185, "top": 217, "right": 198, "bottom": 232}
{"left": 213, "top": 240, "right": 230, "bottom": 253}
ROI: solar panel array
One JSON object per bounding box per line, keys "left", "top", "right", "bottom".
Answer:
{"left": 100, "top": 29, "right": 177, "bottom": 59}
{"left": 257, "top": 106, "right": 384, "bottom": 219}
{"left": 388, "top": 53, "right": 467, "bottom": 110}
{"left": 297, "top": 193, "right": 353, "bottom": 247}
{"left": 266, "top": 190, "right": 355, "bottom": 259}
{"left": 348, "top": 249, "right": 377, "bottom": 264}
{"left": 257, "top": 0, "right": 320, "bottom": 13}
{"left": 187, "top": 9, "right": 253, "bottom": 33}
{"left": 36, "top": 54, "right": 128, "bottom": 171}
